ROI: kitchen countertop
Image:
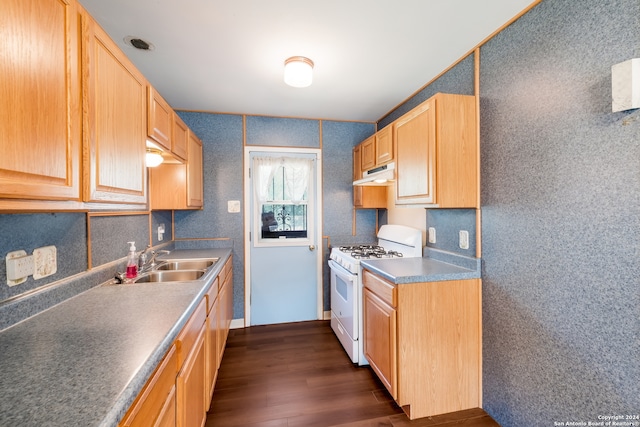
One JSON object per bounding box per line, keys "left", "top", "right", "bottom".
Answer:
{"left": 0, "top": 248, "right": 231, "bottom": 427}
{"left": 360, "top": 249, "right": 481, "bottom": 284}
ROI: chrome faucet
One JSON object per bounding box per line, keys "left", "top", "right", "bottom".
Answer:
{"left": 139, "top": 248, "right": 171, "bottom": 273}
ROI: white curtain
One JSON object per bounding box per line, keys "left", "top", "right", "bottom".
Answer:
{"left": 253, "top": 156, "right": 313, "bottom": 203}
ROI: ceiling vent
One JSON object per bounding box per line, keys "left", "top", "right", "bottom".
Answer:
{"left": 124, "top": 36, "right": 155, "bottom": 51}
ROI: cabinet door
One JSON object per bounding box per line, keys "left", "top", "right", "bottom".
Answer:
{"left": 363, "top": 287, "right": 397, "bottom": 399}
{"left": 120, "top": 345, "right": 178, "bottom": 427}
{"left": 0, "top": 0, "right": 81, "bottom": 201}
{"left": 360, "top": 136, "right": 376, "bottom": 171}
{"left": 154, "top": 388, "right": 176, "bottom": 427}
{"left": 148, "top": 87, "right": 172, "bottom": 152}
{"left": 205, "top": 297, "right": 219, "bottom": 409}
{"left": 353, "top": 143, "right": 387, "bottom": 209}
{"left": 353, "top": 146, "right": 363, "bottom": 206}
{"left": 172, "top": 113, "right": 189, "bottom": 161}
{"left": 353, "top": 145, "right": 362, "bottom": 182}
{"left": 186, "top": 132, "right": 203, "bottom": 208}
{"left": 82, "top": 11, "right": 147, "bottom": 204}
{"left": 394, "top": 99, "right": 436, "bottom": 205}
{"left": 375, "top": 126, "right": 393, "bottom": 165}
{"left": 177, "top": 324, "right": 206, "bottom": 427}
{"left": 149, "top": 164, "right": 187, "bottom": 209}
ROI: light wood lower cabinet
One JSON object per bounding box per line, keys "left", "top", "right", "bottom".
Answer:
{"left": 119, "top": 257, "right": 234, "bottom": 427}
{"left": 363, "top": 287, "right": 397, "bottom": 398}
{"left": 120, "top": 345, "right": 178, "bottom": 427}
{"left": 362, "top": 269, "right": 481, "bottom": 420}
{"left": 205, "top": 277, "right": 220, "bottom": 410}
{"left": 177, "top": 321, "right": 206, "bottom": 427}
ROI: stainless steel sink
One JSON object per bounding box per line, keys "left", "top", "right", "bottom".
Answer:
{"left": 133, "top": 269, "right": 205, "bottom": 283}
{"left": 155, "top": 258, "right": 218, "bottom": 271}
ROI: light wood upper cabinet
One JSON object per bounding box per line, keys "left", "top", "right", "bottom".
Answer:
{"left": 187, "top": 132, "right": 204, "bottom": 208}
{"left": 357, "top": 127, "right": 394, "bottom": 175}
{"left": 353, "top": 137, "right": 388, "bottom": 209}
{"left": 362, "top": 269, "right": 481, "bottom": 420}
{"left": 360, "top": 135, "right": 376, "bottom": 171}
{"left": 81, "top": 9, "right": 147, "bottom": 204}
{"left": 148, "top": 87, "right": 173, "bottom": 152}
{"left": 172, "top": 113, "right": 189, "bottom": 161}
{"left": 394, "top": 93, "right": 477, "bottom": 208}
{"left": 149, "top": 130, "right": 203, "bottom": 210}
{"left": 0, "top": 0, "right": 81, "bottom": 202}
{"left": 395, "top": 100, "right": 436, "bottom": 204}
{"left": 375, "top": 126, "right": 393, "bottom": 166}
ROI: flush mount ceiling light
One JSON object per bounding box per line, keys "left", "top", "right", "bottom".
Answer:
{"left": 145, "top": 148, "right": 164, "bottom": 167}
{"left": 284, "top": 56, "right": 314, "bottom": 88}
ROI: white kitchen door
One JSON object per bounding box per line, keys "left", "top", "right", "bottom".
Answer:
{"left": 245, "top": 149, "right": 322, "bottom": 326}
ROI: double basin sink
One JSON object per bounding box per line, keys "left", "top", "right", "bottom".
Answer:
{"left": 131, "top": 258, "right": 218, "bottom": 283}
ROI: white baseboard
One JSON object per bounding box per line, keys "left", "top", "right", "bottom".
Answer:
{"left": 230, "top": 313, "right": 331, "bottom": 329}
{"left": 230, "top": 318, "right": 245, "bottom": 329}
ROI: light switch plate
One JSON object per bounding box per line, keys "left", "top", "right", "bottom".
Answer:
{"left": 228, "top": 200, "right": 241, "bottom": 213}
{"left": 33, "top": 246, "right": 57, "bottom": 280}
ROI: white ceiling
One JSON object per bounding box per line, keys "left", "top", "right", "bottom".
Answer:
{"left": 77, "top": 0, "right": 535, "bottom": 123}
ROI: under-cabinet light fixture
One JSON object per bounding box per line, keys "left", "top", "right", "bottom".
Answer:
{"left": 146, "top": 148, "right": 164, "bottom": 167}
{"left": 284, "top": 56, "right": 314, "bottom": 88}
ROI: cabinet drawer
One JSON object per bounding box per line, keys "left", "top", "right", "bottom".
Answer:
{"left": 362, "top": 270, "right": 397, "bottom": 307}
{"left": 175, "top": 298, "right": 206, "bottom": 365}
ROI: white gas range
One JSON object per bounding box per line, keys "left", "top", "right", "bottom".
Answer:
{"left": 328, "top": 224, "right": 422, "bottom": 365}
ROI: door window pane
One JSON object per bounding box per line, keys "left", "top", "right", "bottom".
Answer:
{"left": 260, "top": 165, "right": 308, "bottom": 239}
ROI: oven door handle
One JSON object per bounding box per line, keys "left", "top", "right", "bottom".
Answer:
{"left": 328, "top": 260, "right": 356, "bottom": 282}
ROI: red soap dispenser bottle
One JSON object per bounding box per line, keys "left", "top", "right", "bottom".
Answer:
{"left": 125, "top": 241, "right": 138, "bottom": 279}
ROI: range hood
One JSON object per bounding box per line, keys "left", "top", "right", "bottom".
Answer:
{"left": 353, "top": 162, "right": 395, "bottom": 186}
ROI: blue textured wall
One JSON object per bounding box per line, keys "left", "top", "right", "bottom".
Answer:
{"left": 90, "top": 215, "right": 149, "bottom": 267}
{"left": 0, "top": 210, "right": 174, "bottom": 329}
{"left": 321, "top": 120, "right": 378, "bottom": 308}
{"left": 246, "top": 116, "right": 320, "bottom": 147}
{"left": 176, "top": 113, "right": 378, "bottom": 317}
{"left": 479, "top": 0, "right": 640, "bottom": 424}
{"left": 175, "top": 112, "right": 245, "bottom": 319}
{"left": 378, "top": 53, "right": 476, "bottom": 129}
{"left": 0, "top": 213, "right": 87, "bottom": 302}
{"left": 425, "top": 209, "right": 476, "bottom": 255}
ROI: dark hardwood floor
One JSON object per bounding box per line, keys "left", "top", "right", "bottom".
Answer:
{"left": 206, "top": 320, "right": 500, "bottom": 427}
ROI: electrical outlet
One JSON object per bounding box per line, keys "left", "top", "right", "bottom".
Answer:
{"left": 428, "top": 227, "right": 436, "bottom": 244}
{"left": 33, "top": 246, "right": 57, "bottom": 280}
{"left": 459, "top": 230, "right": 469, "bottom": 250}
{"left": 6, "top": 250, "right": 33, "bottom": 286}
{"left": 158, "top": 224, "right": 165, "bottom": 241}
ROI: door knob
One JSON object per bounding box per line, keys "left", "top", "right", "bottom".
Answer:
{"left": 309, "top": 245, "right": 316, "bottom": 251}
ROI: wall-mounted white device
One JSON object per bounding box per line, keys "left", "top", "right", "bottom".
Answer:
{"left": 612, "top": 58, "right": 640, "bottom": 112}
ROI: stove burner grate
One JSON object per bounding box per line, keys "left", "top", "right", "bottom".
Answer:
{"left": 338, "top": 244, "right": 404, "bottom": 259}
